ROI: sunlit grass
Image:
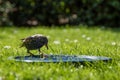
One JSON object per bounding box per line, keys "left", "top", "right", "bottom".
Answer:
{"left": 0, "top": 26, "right": 120, "bottom": 80}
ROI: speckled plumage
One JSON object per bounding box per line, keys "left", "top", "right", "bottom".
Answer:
{"left": 20, "top": 34, "right": 48, "bottom": 57}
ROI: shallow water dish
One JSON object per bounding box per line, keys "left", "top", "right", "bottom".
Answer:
{"left": 9, "top": 54, "right": 112, "bottom": 63}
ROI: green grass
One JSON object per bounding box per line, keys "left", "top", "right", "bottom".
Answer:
{"left": 0, "top": 26, "right": 120, "bottom": 80}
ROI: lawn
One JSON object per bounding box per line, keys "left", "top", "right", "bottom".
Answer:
{"left": 0, "top": 26, "right": 120, "bottom": 80}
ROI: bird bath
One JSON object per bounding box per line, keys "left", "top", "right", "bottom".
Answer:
{"left": 8, "top": 54, "right": 112, "bottom": 63}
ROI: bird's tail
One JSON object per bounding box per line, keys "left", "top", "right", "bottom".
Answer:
{"left": 19, "top": 44, "right": 24, "bottom": 48}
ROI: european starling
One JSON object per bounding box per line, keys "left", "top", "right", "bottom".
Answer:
{"left": 20, "top": 34, "right": 48, "bottom": 57}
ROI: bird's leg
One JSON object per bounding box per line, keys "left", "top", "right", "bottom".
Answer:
{"left": 38, "top": 49, "right": 48, "bottom": 58}
{"left": 27, "top": 50, "right": 34, "bottom": 56}
{"left": 38, "top": 49, "right": 43, "bottom": 58}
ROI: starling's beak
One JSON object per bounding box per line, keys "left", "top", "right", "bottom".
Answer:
{"left": 20, "top": 38, "right": 25, "bottom": 42}
{"left": 45, "top": 44, "right": 48, "bottom": 50}
{"left": 20, "top": 38, "right": 24, "bottom": 40}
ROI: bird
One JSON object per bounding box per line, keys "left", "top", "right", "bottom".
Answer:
{"left": 20, "top": 34, "right": 48, "bottom": 58}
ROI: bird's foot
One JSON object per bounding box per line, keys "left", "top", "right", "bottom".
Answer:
{"left": 28, "top": 53, "right": 35, "bottom": 57}
{"left": 40, "top": 53, "right": 48, "bottom": 58}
